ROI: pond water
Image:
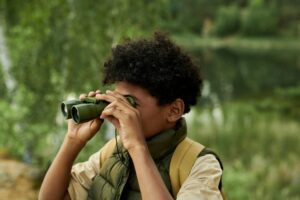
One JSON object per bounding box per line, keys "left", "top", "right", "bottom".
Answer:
{"left": 198, "top": 49, "right": 300, "bottom": 102}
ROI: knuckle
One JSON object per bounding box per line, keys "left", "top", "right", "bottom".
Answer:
{"left": 88, "top": 91, "right": 95, "bottom": 96}
{"left": 79, "top": 93, "right": 87, "bottom": 99}
{"left": 115, "top": 98, "right": 123, "bottom": 104}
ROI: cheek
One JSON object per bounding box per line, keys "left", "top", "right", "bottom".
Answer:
{"left": 139, "top": 107, "right": 162, "bottom": 123}
{"left": 139, "top": 107, "right": 167, "bottom": 136}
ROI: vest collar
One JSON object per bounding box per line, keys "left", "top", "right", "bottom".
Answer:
{"left": 116, "top": 118, "right": 187, "bottom": 160}
{"left": 146, "top": 118, "right": 187, "bottom": 160}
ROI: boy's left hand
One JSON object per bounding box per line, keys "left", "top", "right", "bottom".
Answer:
{"left": 97, "top": 90, "right": 147, "bottom": 152}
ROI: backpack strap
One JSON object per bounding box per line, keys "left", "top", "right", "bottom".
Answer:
{"left": 169, "top": 137, "right": 205, "bottom": 197}
{"left": 99, "top": 138, "right": 116, "bottom": 168}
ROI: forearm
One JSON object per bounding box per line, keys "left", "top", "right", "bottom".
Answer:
{"left": 129, "top": 147, "right": 173, "bottom": 200}
{"left": 39, "top": 136, "right": 85, "bottom": 200}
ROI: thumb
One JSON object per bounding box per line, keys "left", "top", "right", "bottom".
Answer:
{"left": 89, "top": 118, "right": 103, "bottom": 134}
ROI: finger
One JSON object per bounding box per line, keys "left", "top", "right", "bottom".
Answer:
{"left": 106, "top": 90, "right": 137, "bottom": 108}
{"left": 95, "top": 89, "right": 101, "bottom": 94}
{"left": 89, "top": 118, "right": 103, "bottom": 134}
{"left": 79, "top": 93, "right": 87, "bottom": 100}
{"left": 95, "top": 93, "right": 107, "bottom": 101}
{"left": 95, "top": 93, "right": 118, "bottom": 103}
{"left": 104, "top": 116, "right": 120, "bottom": 130}
{"left": 99, "top": 105, "right": 122, "bottom": 129}
{"left": 101, "top": 104, "right": 127, "bottom": 122}
{"left": 106, "top": 90, "right": 127, "bottom": 102}
{"left": 105, "top": 91, "right": 133, "bottom": 108}
{"left": 100, "top": 103, "right": 117, "bottom": 117}
{"left": 88, "top": 91, "right": 96, "bottom": 96}
{"left": 104, "top": 98, "right": 133, "bottom": 116}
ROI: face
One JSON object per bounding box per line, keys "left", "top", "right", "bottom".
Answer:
{"left": 115, "top": 81, "right": 173, "bottom": 138}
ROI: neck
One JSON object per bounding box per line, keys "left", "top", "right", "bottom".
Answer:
{"left": 146, "top": 121, "right": 177, "bottom": 139}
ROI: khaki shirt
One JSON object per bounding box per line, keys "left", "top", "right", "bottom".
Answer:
{"left": 68, "top": 149, "right": 223, "bottom": 200}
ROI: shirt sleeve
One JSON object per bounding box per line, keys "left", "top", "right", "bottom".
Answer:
{"left": 67, "top": 150, "right": 102, "bottom": 200}
{"left": 176, "top": 154, "right": 223, "bottom": 200}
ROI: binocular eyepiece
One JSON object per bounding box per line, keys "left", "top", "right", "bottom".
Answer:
{"left": 61, "top": 96, "right": 136, "bottom": 124}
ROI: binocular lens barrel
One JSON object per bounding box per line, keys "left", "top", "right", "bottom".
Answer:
{"left": 61, "top": 99, "right": 82, "bottom": 119}
{"left": 71, "top": 102, "right": 108, "bottom": 123}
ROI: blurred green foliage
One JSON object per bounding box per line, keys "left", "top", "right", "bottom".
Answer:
{"left": 214, "top": 5, "right": 240, "bottom": 36}
{"left": 188, "top": 103, "right": 300, "bottom": 199}
{"left": 213, "top": 0, "right": 279, "bottom": 36}
{"left": 187, "top": 48, "right": 300, "bottom": 199}
{"left": 241, "top": 0, "right": 278, "bottom": 36}
{"left": 0, "top": 0, "right": 299, "bottom": 199}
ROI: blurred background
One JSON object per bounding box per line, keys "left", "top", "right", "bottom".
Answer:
{"left": 0, "top": 0, "right": 299, "bottom": 199}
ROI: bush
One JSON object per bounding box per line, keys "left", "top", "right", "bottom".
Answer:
{"left": 214, "top": 5, "right": 240, "bottom": 36}
{"left": 241, "top": 0, "right": 278, "bottom": 36}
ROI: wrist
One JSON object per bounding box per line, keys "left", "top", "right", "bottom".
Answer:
{"left": 61, "top": 134, "right": 86, "bottom": 157}
{"left": 128, "top": 144, "right": 150, "bottom": 160}
{"left": 65, "top": 129, "right": 88, "bottom": 146}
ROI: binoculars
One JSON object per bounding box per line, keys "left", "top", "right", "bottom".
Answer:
{"left": 61, "top": 96, "right": 136, "bottom": 123}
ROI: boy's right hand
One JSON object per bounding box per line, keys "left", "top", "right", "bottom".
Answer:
{"left": 39, "top": 90, "right": 103, "bottom": 200}
{"left": 66, "top": 90, "right": 104, "bottom": 145}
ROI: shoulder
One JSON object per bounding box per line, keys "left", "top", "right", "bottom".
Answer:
{"left": 176, "top": 154, "right": 223, "bottom": 200}
{"left": 192, "top": 154, "right": 223, "bottom": 180}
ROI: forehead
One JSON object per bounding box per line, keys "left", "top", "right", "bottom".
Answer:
{"left": 115, "top": 81, "right": 157, "bottom": 104}
{"left": 115, "top": 81, "right": 148, "bottom": 96}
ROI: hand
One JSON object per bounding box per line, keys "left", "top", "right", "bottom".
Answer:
{"left": 98, "top": 90, "right": 147, "bottom": 152}
{"left": 66, "top": 90, "right": 104, "bottom": 145}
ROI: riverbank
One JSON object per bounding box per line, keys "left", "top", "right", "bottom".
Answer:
{"left": 173, "top": 34, "right": 300, "bottom": 52}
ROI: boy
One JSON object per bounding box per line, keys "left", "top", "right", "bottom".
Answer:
{"left": 39, "top": 32, "right": 223, "bottom": 200}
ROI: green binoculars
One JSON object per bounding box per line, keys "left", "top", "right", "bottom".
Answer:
{"left": 61, "top": 96, "right": 136, "bottom": 124}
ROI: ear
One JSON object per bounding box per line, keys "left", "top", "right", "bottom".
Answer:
{"left": 167, "top": 98, "right": 185, "bottom": 123}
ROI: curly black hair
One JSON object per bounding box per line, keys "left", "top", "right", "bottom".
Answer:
{"left": 102, "top": 32, "right": 202, "bottom": 113}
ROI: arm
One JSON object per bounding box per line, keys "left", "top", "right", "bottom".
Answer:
{"left": 39, "top": 91, "right": 103, "bottom": 200}
{"left": 39, "top": 119, "right": 102, "bottom": 200}
{"left": 129, "top": 146, "right": 173, "bottom": 200}
{"left": 38, "top": 135, "right": 84, "bottom": 200}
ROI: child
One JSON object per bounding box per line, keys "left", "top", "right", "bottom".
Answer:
{"left": 39, "top": 32, "right": 223, "bottom": 200}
